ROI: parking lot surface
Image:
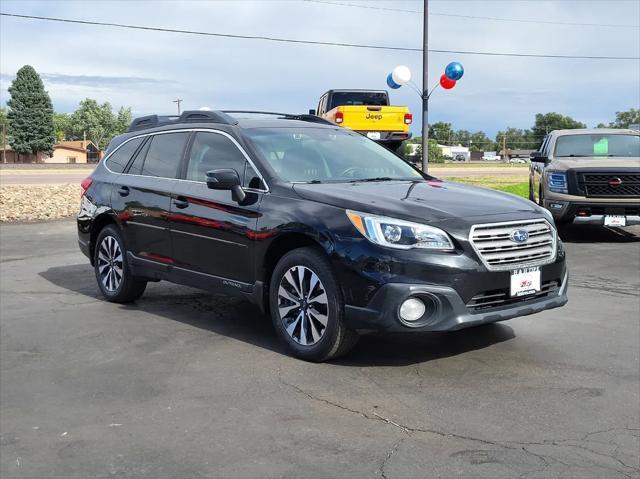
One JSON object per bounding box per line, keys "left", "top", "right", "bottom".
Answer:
{"left": 1, "top": 220, "right": 638, "bottom": 478}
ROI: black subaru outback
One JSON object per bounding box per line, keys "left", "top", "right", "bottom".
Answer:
{"left": 78, "top": 110, "right": 568, "bottom": 361}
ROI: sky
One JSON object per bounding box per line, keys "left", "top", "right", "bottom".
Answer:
{"left": 1, "top": 0, "right": 639, "bottom": 138}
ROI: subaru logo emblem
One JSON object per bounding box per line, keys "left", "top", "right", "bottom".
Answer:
{"left": 509, "top": 229, "right": 529, "bottom": 243}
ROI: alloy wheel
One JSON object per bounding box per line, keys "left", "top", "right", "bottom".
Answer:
{"left": 277, "top": 265, "right": 329, "bottom": 346}
{"left": 97, "top": 235, "right": 123, "bottom": 292}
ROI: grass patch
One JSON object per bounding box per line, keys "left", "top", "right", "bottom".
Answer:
{"left": 429, "top": 163, "right": 528, "bottom": 169}
{"left": 447, "top": 177, "right": 530, "bottom": 198}
{"left": 493, "top": 182, "right": 529, "bottom": 198}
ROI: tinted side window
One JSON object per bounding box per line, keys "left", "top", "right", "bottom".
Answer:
{"left": 141, "top": 132, "right": 189, "bottom": 178}
{"left": 127, "top": 138, "right": 149, "bottom": 175}
{"left": 186, "top": 132, "right": 247, "bottom": 182}
{"left": 106, "top": 137, "right": 144, "bottom": 173}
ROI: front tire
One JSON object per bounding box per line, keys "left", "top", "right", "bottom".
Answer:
{"left": 94, "top": 225, "right": 147, "bottom": 303}
{"left": 269, "top": 247, "right": 358, "bottom": 362}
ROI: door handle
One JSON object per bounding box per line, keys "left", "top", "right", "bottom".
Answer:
{"left": 117, "top": 186, "right": 130, "bottom": 197}
{"left": 173, "top": 197, "right": 189, "bottom": 209}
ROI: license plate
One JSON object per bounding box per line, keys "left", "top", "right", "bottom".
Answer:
{"left": 510, "top": 267, "right": 541, "bottom": 297}
{"left": 367, "top": 132, "right": 381, "bottom": 140}
{"left": 604, "top": 215, "right": 626, "bottom": 227}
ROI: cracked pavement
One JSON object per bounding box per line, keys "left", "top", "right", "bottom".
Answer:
{"left": 1, "top": 220, "right": 639, "bottom": 478}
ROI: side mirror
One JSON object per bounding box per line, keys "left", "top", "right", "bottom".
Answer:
{"left": 530, "top": 151, "right": 547, "bottom": 163}
{"left": 206, "top": 169, "right": 246, "bottom": 203}
{"left": 308, "top": 109, "right": 316, "bottom": 116}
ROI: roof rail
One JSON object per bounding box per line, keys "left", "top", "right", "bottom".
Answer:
{"left": 127, "top": 110, "right": 238, "bottom": 132}
{"left": 222, "top": 110, "right": 334, "bottom": 126}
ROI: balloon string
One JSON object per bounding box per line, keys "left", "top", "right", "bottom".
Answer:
{"left": 427, "top": 82, "right": 440, "bottom": 99}
{"left": 406, "top": 80, "right": 424, "bottom": 98}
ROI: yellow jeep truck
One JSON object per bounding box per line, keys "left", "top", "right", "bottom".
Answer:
{"left": 312, "top": 90, "right": 412, "bottom": 152}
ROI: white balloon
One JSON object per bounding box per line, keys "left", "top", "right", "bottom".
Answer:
{"left": 391, "top": 65, "right": 411, "bottom": 86}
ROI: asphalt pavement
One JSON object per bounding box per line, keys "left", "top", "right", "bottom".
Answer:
{"left": 1, "top": 220, "right": 638, "bottom": 478}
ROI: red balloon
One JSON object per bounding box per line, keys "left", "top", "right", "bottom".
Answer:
{"left": 440, "top": 74, "right": 456, "bottom": 90}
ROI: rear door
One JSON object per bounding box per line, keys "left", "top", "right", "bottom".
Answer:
{"left": 112, "top": 131, "right": 190, "bottom": 265}
{"left": 169, "top": 130, "right": 265, "bottom": 284}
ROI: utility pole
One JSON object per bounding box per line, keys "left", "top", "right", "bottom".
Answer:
{"left": 421, "top": 0, "right": 429, "bottom": 173}
{"left": 502, "top": 134, "right": 507, "bottom": 161}
{"left": 173, "top": 99, "right": 183, "bottom": 115}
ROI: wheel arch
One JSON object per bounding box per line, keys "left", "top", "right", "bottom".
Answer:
{"left": 89, "top": 212, "right": 120, "bottom": 265}
{"left": 259, "top": 231, "right": 334, "bottom": 312}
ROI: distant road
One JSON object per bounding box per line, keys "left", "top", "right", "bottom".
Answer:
{"left": 0, "top": 170, "right": 94, "bottom": 185}
{"left": 0, "top": 165, "right": 527, "bottom": 185}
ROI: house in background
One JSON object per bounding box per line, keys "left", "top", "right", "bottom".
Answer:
{"left": 437, "top": 144, "right": 470, "bottom": 161}
{"left": 42, "top": 140, "right": 102, "bottom": 164}
{"left": 1, "top": 140, "right": 102, "bottom": 163}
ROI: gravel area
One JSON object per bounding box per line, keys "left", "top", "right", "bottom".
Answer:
{"left": 0, "top": 184, "right": 81, "bottom": 222}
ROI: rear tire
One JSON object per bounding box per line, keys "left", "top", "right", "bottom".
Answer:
{"left": 94, "top": 225, "right": 147, "bottom": 303}
{"left": 269, "top": 247, "right": 358, "bottom": 362}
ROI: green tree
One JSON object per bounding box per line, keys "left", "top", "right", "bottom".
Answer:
{"left": 0, "top": 107, "right": 8, "bottom": 131}
{"left": 452, "top": 129, "right": 472, "bottom": 147}
{"left": 114, "top": 107, "right": 132, "bottom": 135}
{"left": 53, "top": 112, "right": 71, "bottom": 142}
{"left": 408, "top": 137, "right": 443, "bottom": 164}
{"left": 610, "top": 108, "right": 640, "bottom": 129}
{"left": 469, "top": 131, "right": 494, "bottom": 152}
{"left": 0, "top": 108, "right": 8, "bottom": 143}
{"left": 68, "top": 99, "right": 116, "bottom": 150}
{"left": 495, "top": 128, "right": 539, "bottom": 151}
{"left": 532, "top": 112, "right": 586, "bottom": 138}
{"left": 67, "top": 100, "right": 132, "bottom": 149}
{"left": 7, "top": 65, "right": 55, "bottom": 156}
{"left": 428, "top": 122, "right": 454, "bottom": 145}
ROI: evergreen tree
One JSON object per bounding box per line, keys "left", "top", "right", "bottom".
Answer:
{"left": 7, "top": 65, "right": 55, "bottom": 156}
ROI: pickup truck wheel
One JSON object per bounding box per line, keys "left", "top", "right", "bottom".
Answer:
{"left": 94, "top": 225, "right": 147, "bottom": 303}
{"left": 269, "top": 247, "right": 359, "bottom": 362}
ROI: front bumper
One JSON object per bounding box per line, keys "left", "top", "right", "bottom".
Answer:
{"left": 344, "top": 271, "right": 568, "bottom": 332}
{"left": 543, "top": 199, "right": 640, "bottom": 225}
{"left": 354, "top": 131, "right": 411, "bottom": 142}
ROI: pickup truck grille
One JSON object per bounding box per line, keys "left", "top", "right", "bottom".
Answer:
{"left": 469, "top": 219, "right": 556, "bottom": 271}
{"left": 467, "top": 280, "right": 560, "bottom": 312}
{"left": 581, "top": 173, "right": 640, "bottom": 198}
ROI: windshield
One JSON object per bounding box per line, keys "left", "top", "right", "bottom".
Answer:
{"left": 244, "top": 127, "right": 423, "bottom": 183}
{"left": 555, "top": 133, "right": 639, "bottom": 158}
{"left": 329, "top": 92, "right": 388, "bottom": 110}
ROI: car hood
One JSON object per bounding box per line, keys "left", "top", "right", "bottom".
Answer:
{"left": 292, "top": 180, "right": 540, "bottom": 224}
{"left": 550, "top": 157, "right": 640, "bottom": 170}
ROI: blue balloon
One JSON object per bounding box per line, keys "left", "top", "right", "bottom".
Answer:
{"left": 386, "top": 73, "right": 401, "bottom": 89}
{"left": 445, "top": 62, "right": 464, "bottom": 81}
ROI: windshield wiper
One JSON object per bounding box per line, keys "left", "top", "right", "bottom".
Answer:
{"left": 350, "top": 177, "right": 394, "bottom": 183}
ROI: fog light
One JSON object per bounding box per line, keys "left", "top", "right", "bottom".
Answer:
{"left": 399, "top": 297, "right": 426, "bottom": 322}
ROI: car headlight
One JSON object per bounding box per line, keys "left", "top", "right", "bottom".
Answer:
{"left": 346, "top": 210, "right": 454, "bottom": 250}
{"left": 541, "top": 207, "right": 555, "bottom": 224}
{"left": 547, "top": 172, "right": 568, "bottom": 194}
